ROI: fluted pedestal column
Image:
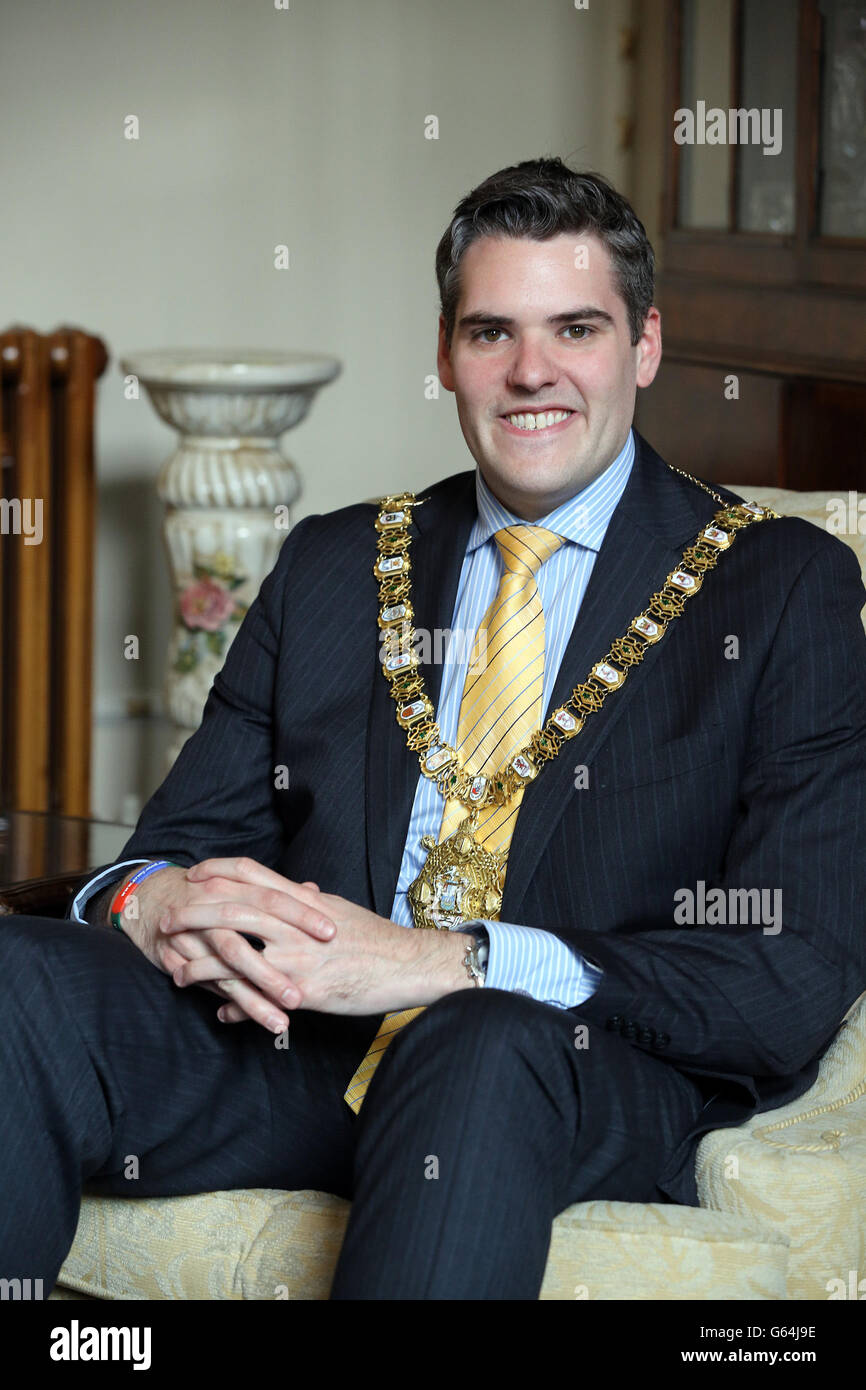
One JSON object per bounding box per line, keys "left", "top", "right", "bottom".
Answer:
{"left": 121, "top": 349, "right": 341, "bottom": 766}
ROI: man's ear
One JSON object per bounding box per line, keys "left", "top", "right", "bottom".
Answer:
{"left": 437, "top": 314, "right": 456, "bottom": 393}
{"left": 635, "top": 306, "right": 662, "bottom": 390}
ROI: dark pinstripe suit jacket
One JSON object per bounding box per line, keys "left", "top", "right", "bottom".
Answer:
{"left": 70, "top": 431, "right": 866, "bottom": 1203}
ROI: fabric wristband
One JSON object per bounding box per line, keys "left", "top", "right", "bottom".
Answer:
{"left": 110, "top": 860, "right": 182, "bottom": 932}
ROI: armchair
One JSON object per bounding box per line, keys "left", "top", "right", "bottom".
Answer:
{"left": 19, "top": 483, "right": 866, "bottom": 1301}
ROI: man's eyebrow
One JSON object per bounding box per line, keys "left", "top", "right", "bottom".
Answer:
{"left": 457, "top": 307, "right": 617, "bottom": 331}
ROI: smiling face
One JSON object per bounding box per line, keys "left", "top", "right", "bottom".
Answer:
{"left": 437, "top": 232, "right": 662, "bottom": 519}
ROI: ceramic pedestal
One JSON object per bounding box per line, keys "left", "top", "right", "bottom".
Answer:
{"left": 121, "top": 348, "right": 341, "bottom": 765}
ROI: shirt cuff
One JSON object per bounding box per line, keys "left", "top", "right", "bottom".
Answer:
{"left": 457, "top": 920, "right": 603, "bottom": 1009}
{"left": 70, "top": 860, "right": 152, "bottom": 924}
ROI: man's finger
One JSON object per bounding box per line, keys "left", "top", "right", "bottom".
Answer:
{"left": 186, "top": 857, "right": 323, "bottom": 905}
{"left": 162, "top": 929, "right": 293, "bottom": 1028}
{"left": 170, "top": 859, "right": 335, "bottom": 940}
{"left": 216, "top": 1001, "right": 250, "bottom": 1024}
{"left": 160, "top": 944, "right": 186, "bottom": 974}
{"left": 154, "top": 924, "right": 214, "bottom": 973}
{"left": 172, "top": 934, "right": 302, "bottom": 1010}
{"left": 204, "top": 974, "right": 289, "bottom": 1034}
{"left": 160, "top": 897, "right": 334, "bottom": 944}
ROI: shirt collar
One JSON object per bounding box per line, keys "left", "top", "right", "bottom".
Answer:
{"left": 468, "top": 428, "right": 635, "bottom": 555}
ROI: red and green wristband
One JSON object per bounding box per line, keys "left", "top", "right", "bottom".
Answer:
{"left": 110, "top": 860, "right": 182, "bottom": 931}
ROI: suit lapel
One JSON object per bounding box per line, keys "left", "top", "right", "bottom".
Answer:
{"left": 499, "top": 434, "right": 711, "bottom": 921}
{"left": 365, "top": 470, "right": 477, "bottom": 917}
{"left": 365, "top": 437, "right": 712, "bottom": 922}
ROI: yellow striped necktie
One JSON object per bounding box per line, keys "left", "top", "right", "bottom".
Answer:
{"left": 343, "top": 524, "right": 565, "bottom": 1113}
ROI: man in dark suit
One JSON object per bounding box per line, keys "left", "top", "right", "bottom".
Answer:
{"left": 2, "top": 158, "right": 865, "bottom": 1300}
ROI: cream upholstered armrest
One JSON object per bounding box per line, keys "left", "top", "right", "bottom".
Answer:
{"left": 723, "top": 484, "right": 866, "bottom": 632}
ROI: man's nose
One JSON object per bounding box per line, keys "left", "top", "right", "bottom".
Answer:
{"left": 505, "top": 336, "right": 560, "bottom": 391}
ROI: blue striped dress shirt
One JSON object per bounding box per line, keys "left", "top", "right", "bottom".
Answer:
{"left": 392, "top": 428, "right": 635, "bottom": 1006}
{"left": 73, "top": 430, "right": 635, "bottom": 1015}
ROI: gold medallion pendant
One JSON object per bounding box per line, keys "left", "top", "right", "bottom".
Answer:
{"left": 407, "top": 812, "right": 506, "bottom": 930}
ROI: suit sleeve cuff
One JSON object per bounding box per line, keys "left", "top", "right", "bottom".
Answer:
{"left": 457, "top": 920, "right": 604, "bottom": 1009}
{"left": 70, "top": 861, "right": 152, "bottom": 924}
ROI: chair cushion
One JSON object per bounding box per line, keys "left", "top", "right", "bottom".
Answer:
{"left": 54, "top": 1188, "right": 788, "bottom": 1301}
{"left": 696, "top": 991, "right": 866, "bottom": 1299}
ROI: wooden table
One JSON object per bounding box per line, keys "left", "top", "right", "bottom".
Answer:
{"left": 0, "top": 809, "right": 133, "bottom": 917}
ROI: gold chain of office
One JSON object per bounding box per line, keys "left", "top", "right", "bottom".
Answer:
{"left": 373, "top": 469, "right": 780, "bottom": 823}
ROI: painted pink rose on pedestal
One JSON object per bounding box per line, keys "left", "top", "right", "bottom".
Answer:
{"left": 174, "top": 554, "right": 249, "bottom": 673}
{"left": 179, "top": 577, "right": 236, "bottom": 631}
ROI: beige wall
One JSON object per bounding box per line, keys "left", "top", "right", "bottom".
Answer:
{"left": 1, "top": 0, "right": 652, "bottom": 818}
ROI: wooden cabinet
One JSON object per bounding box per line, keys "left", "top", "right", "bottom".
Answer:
{"left": 635, "top": 0, "right": 866, "bottom": 487}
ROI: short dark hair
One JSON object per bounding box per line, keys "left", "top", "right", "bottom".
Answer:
{"left": 435, "top": 157, "right": 655, "bottom": 348}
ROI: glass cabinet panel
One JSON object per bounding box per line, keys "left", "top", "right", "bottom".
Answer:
{"left": 676, "top": 0, "right": 797, "bottom": 234}
{"left": 677, "top": 0, "right": 734, "bottom": 228}
{"left": 735, "top": 0, "right": 798, "bottom": 233}
{"left": 818, "top": 0, "right": 866, "bottom": 237}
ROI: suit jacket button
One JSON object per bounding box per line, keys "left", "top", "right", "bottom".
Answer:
{"left": 622, "top": 1021, "right": 638, "bottom": 1039}
{"left": 638, "top": 1027, "right": 654, "bottom": 1044}
{"left": 606, "top": 1015, "right": 624, "bottom": 1031}
{"left": 656, "top": 1032, "right": 671, "bottom": 1048}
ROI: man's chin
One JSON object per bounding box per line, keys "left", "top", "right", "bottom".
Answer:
{"left": 477, "top": 462, "right": 584, "bottom": 518}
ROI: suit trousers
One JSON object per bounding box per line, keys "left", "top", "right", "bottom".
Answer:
{"left": 0, "top": 914, "right": 709, "bottom": 1299}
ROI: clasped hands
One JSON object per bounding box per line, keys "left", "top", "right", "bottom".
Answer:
{"left": 152, "top": 857, "right": 470, "bottom": 1033}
